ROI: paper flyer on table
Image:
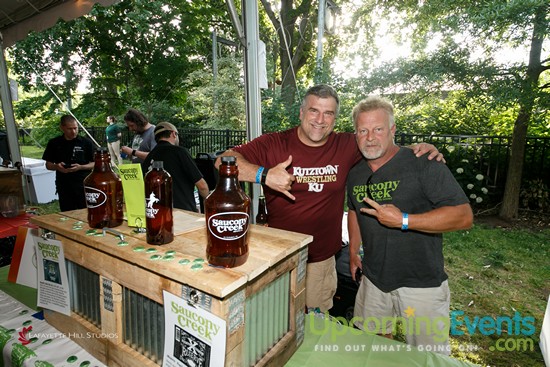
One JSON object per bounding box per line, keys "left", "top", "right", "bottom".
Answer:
{"left": 119, "top": 163, "right": 146, "bottom": 228}
{"left": 7, "top": 226, "right": 38, "bottom": 288}
{"left": 162, "top": 290, "right": 226, "bottom": 367}
{"left": 36, "top": 236, "right": 71, "bottom": 315}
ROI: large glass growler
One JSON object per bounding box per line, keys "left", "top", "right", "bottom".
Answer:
{"left": 205, "top": 156, "right": 250, "bottom": 267}
{"left": 83, "top": 147, "right": 124, "bottom": 228}
{"left": 145, "top": 161, "right": 174, "bottom": 245}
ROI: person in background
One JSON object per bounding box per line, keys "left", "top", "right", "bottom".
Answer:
{"left": 347, "top": 96, "right": 473, "bottom": 355}
{"left": 105, "top": 115, "right": 123, "bottom": 167}
{"left": 42, "top": 114, "right": 94, "bottom": 211}
{"left": 121, "top": 108, "right": 156, "bottom": 165}
{"left": 143, "top": 122, "right": 209, "bottom": 212}
{"left": 215, "top": 84, "right": 443, "bottom": 313}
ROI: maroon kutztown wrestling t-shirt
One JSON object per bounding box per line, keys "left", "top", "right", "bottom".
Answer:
{"left": 233, "top": 127, "right": 361, "bottom": 262}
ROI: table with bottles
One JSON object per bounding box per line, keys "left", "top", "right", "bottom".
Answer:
{"left": 30, "top": 208, "right": 312, "bottom": 366}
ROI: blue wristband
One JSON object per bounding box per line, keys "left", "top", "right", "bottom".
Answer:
{"left": 402, "top": 212, "right": 409, "bottom": 230}
{"left": 255, "top": 166, "right": 264, "bottom": 184}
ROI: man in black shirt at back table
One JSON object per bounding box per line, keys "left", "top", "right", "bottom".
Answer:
{"left": 143, "top": 122, "right": 209, "bottom": 212}
{"left": 42, "top": 115, "right": 94, "bottom": 211}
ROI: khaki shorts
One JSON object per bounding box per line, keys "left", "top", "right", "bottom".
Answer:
{"left": 353, "top": 276, "right": 451, "bottom": 355}
{"left": 305, "top": 256, "right": 337, "bottom": 312}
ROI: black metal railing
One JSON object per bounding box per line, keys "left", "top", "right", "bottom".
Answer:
{"left": 20, "top": 127, "right": 550, "bottom": 200}
{"left": 396, "top": 133, "right": 550, "bottom": 193}
{"left": 73, "top": 127, "right": 247, "bottom": 159}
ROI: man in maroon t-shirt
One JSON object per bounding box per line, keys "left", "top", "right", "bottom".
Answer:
{"left": 216, "top": 84, "right": 440, "bottom": 312}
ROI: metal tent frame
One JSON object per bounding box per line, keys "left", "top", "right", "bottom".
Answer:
{"left": 0, "top": 0, "right": 262, "bottom": 207}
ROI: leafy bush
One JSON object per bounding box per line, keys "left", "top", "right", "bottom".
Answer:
{"left": 261, "top": 90, "right": 300, "bottom": 132}
{"left": 30, "top": 124, "right": 61, "bottom": 147}
{"left": 520, "top": 179, "right": 550, "bottom": 213}
{"left": 180, "top": 56, "right": 246, "bottom": 130}
{"left": 396, "top": 91, "right": 517, "bottom": 136}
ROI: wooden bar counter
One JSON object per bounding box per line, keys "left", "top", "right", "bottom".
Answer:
{"left": 31, "top": 209, "right": 312, "bottom": 367}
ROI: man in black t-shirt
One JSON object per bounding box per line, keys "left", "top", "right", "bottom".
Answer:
{"left": 143, "top": 122, "right": 209, "bottom": 212}
{"left": 346, "top": 96, "right": 473, "bottom": 355}
{"left": 42, "top": 115, "right": 94, "bottom": 211}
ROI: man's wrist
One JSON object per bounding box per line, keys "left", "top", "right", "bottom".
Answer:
{"left": 261, "top": 168, "right": 269, "bottom": 184}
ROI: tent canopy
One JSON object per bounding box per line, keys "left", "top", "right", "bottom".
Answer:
{"left": 0, "top": 0, "right": 118, "bottom": 48}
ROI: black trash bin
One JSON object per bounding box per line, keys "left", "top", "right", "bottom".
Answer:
{"left": 0, "top": 236, "right": 16, "bottom": 267}
{"left": 195, "top": 152, "right": 220, "bottom": 189}
{"left": 0, "top": 131, "right": 10, "bottom": 163}
{"left": 329, "top": 242, "right": 360, "bottom": 322}
{"left": 195, "top": 152, "right": 221, "bottom": 212}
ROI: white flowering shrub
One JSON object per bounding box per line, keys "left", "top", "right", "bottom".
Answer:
{"left": 445, "top": 148, "right": 490, "bottom": 207}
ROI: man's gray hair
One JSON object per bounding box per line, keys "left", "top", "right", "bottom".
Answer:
{"left": 352, "top": 96, "right": 395, "bottom": 131}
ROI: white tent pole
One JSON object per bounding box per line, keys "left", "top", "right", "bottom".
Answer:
{"left": 243, "top": 0, "right": 261, "bottom": 142}
{"left": 0, "top": 33, "right": 22, "bottom": 166}
{"left": 316, "top": 0, "right": 326, "bottom": 76}
{"left": 242, "top": 0, "right": 262, "bottom": 221}
{"left": 0, "top": 32, "right": 30, "bottom": 203}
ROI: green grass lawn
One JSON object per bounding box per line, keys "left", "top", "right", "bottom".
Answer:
{"left": 20, "top": 144, "right": 132, "bottom": 164}
{"left": 444, "top": 223, "right": 549, "bottom": 366}
{"left": 20, "top": 145, "right": 45, "bottom": 159}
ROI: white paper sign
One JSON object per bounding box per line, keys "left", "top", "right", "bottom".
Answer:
{"left": 541, "top": 295, "right": 550, "bottom": 367}
{"left": 8, "top": 226, "right": 38, "bottom": 288}
{"left": 35, "top": 237, "right": 71, "bottom": 315}
{"left": 162, "top": 290, "right": 226, "bottom": 367}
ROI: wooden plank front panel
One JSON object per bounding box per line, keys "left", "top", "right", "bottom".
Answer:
{"left": 32, "top": 209, "right": 312, "bottom": 366}
{"left": 31, "top": 210, "right": 312, "bottom": 298}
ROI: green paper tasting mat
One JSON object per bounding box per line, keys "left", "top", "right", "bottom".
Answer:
{"left": 0, "top": 265, "right": 37, "bottom": 310}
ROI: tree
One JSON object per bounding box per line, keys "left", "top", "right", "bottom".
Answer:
{"left": 259, "top": 0, "right": 318, "bottom": 108}
{"left": 349, "top": 0, "right": 550, "bottom": 220}
{"left": 9, "top": 0, "right": 231, "bottom": 124}
{"left": 499, "top": 4, "right": 549, "bottom": 219}
{"left": 181, "top": 56, "right": 246, "bottom": 130}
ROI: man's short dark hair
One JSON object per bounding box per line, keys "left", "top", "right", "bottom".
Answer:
{"left": 60, "top": 115, "right": 76, "bottom": 126}
{"left": 154, "top": 129, "right": 172, "bottom": 143}
{"left": 301, "top": 84, "right": 340, "bottom": 117}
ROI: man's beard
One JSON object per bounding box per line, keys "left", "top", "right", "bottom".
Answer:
{"left": 360, "top": 146, "right": 383, "bottom": 160}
